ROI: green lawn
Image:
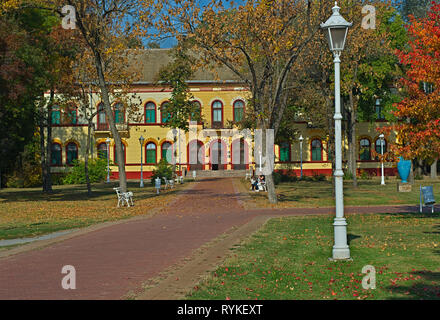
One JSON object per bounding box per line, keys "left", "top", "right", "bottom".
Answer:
{"left": 0, "top": 181, "right": 186, "bottom": 240}
{"left": 245, "top": 178, "right": 440, "bottom": 208}
{"left": 187, "top": 213, "right": 440, "bottom": 300}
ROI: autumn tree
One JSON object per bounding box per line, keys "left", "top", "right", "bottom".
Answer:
{"left": 156, "top": 44, "right": 204, "bottom": 174}
{"left": 147, "top": 0, "right": 332, "bottom": 203}
{"left": 338, "top": 1, "right": 406, "bottom": 187}
{"left": 17, "top": 0, "right": 155, "bottom": 192}
{"left": 385, "top": 2, "right": 440, "bottom": 175}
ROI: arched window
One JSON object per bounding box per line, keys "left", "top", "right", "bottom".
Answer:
{"left": 161, "top": 102, "right": 171, "bottom": 124}
{"left": 114, "top": 103, "right": 124, "bottom": 124}
{"left": 114, "top": 144, "right": 126, "bottom": 165}
{"left": 51, "top": 143, "right": 62, "bottom": 165}
{"left": 360, "top": 138, "right": 371, "bottom": 161}
{"left": 97, "top": 143, "right": 108, "bottom": 159}
{"left": 212, "top": 100, "right": 223, "bottom": 128}
{"left": 145, "top": 102, "right": 156, "bottom": 123}
{"left": 51, "top": 106, "right": 61, "bottom": 125}
{"left": 311, "top": 139, "right": 322, "bottom": 161}
{"left": 66, "top": 142, "right": 78, "bottom": 165}
{"left": 97, "top": 103, "right": 108, "bottom": 131}
{"left": 146, "top": 143, "right": 157, "bottom": 164}
{"left": 375, "top": 138, "right": 387, "bottom": 155}
{"left": 233, "top": 100, "right": 245, "bottom": 122}
{"left": 279, "top": 142, "right": 291, "bottom": 162}
{"left": 161, "top": 142, "right": 172, "bottom": 163}
{"left": 190, "top": 101, "right": 201, "bottom": 123}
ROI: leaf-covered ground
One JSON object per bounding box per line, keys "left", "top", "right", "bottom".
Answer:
{"left": 244, "top": 179, "right": 440, "bottom": 209}
{"left": 0, "top": 181, "right": 186, "bottom": 240}
{"left": 187, "top": 213, "right": 440, "bottom": 300}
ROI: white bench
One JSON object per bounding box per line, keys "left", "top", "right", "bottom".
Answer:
{"left": 175, "top": 176, "right": 184, "bottom": 184}
{"left": 113, "top": 187, "right": 134, "bottom": 207}
{"left": 162, "top": 177, "right": 175, "bottom": 189}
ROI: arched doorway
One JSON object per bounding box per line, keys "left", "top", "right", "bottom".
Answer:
{"left": 210, "top": 140, "right": 227, "bottom": 171}
{"left": 188, "top": 140, "right": 204, "bottom": 171}
{"left": 231, "top": 138, "right": 248, "bottom": 170}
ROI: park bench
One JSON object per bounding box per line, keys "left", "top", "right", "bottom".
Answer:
{"left": 162, "top": 177, "right": 175, "bottom": 189}
{"left": 175, "top": 175, "right": 184, "bottom": 184}
{"left": 113, "top": 187, "right": 134, "bottom": 207}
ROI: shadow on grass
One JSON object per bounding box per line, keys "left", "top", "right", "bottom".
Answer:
{"left": 385, "top": 271, "right": 440, "bottom": 300}
{"left": 0, "top": 181, "right": 180, "bottom": 203}
{"left": 378, "top": 211, "right": 440, "bottom": 219}
{"left": 347, "top": 233, "right": 361, "bottom": 245}
{"left": 423, "top": 224, "right": 440, "bottom": 236}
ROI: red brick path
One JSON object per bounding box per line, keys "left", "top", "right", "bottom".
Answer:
{"left": 0, "top": 178, "right": 434, "bottom": 299}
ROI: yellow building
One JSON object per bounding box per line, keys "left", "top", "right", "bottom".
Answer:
{"left": 49, "top": 49, "right": 397, "bottom": 179}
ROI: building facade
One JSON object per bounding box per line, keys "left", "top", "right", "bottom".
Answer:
{"left": 49, "top": 49, "right": 397, "bottom": 179}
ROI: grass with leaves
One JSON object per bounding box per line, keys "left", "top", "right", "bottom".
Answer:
{"left": 188, "top": 212, "right": 440, "bottom": 300}
{"left": 244, "top": 178, "right": 440, "bottom": 208}
{"left": 0, "top": 181, "right": 186, "bottom": 240}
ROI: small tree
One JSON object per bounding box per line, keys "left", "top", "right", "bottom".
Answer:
{"left": 384, "top": 2, "right": 440, "bottom": 166}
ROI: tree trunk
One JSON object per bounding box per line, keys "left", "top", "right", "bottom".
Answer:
{"left": 409, "top": 160, "right": 415, "bottom": 184}
{"left": 431, "top": 159, "right": 438, "bottom": 179}
{"left": 259, "top": 123, "right": 277, "bottom": 204}
{"left": 41, "top": 91, "right": 54, "bottom": 193}
{"left": 45, "top": 99, "right": 53, "bottom": 193}
{"left": 347, "top": 91, "right": 358, "bottom": 187}
{"left": 93, "top": 52, "right": 127, "bottom": 192}
{"left": 84, "top": 120, "right": 92, "bottom": 196}
{"left": 40, "top": 114, "right": 47, "bottom": 192}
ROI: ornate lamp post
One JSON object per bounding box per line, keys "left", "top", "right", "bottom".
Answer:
{"left": 379, "top": 134, "right": 385, "bottom": 186}
{"left": 299, "top": 135, "right": 304, "bottom": 179}
{"left": 139, "top": 135, "right": 145, "bottom": 188}
{"left": 321, "top": 1, "right": 352, "bottom": 260}
{"left": 106, "top": 137, "right": 111, "bottom": 183}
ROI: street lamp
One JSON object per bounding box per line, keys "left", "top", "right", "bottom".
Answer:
{"left": 321, "top": 1, "right": 352, "bottom": 260}
{"left": 379, "top": 134, "right": 385, "bottom": 186}
{"left": 139, "top": 135, "right": 145, "bottom": 188}
{"left": 106, "top": 137, "right": 111, "bottom": 183}
{"left": 299, "top": 135, "right": 304, "bottom": 179}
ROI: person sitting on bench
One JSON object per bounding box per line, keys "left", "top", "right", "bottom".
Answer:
{"left": 250, "top": 174, "right": 259, "bottom": 191}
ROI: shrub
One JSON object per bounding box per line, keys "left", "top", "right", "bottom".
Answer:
{"left": 359, "top": 169, "right": 372, "bottom": 180}
{"left": 343, "top": 170, "right": 354, "bottom": 180}
{"left": 62, "top": 158, "right": 108, "bottom": 185}
{"left": 272, "top": 171, "right": 282, "bottom": 185}
{"left": 151, "top": 159, "right": 174, "bottom": 184}
{"left": 312, "top": 172, "right": 327, "bottom": 182}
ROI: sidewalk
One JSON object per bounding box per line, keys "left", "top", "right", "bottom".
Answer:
{"left": 0, "top": 178, "right": 433, "bottom": 299}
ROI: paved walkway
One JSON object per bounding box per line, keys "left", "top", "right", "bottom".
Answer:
{"left": 0, "top": 178, "right": 435, "bottom": 299}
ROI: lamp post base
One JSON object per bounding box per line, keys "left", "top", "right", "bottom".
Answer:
{"left": 332, "top": 217, "right": 350, "bottom": 260}
{"left": 331, "top": 247, "right": 351, "bottom": 260}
